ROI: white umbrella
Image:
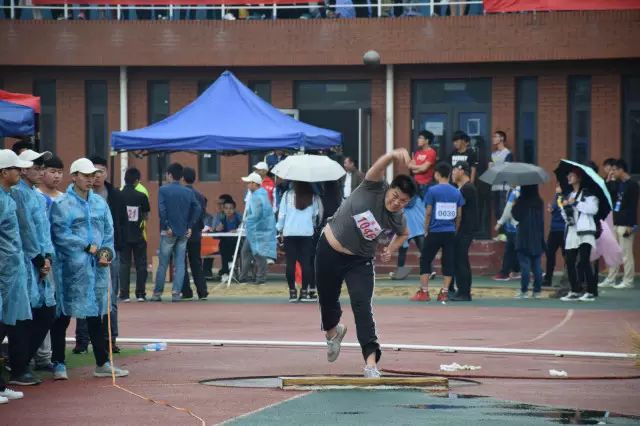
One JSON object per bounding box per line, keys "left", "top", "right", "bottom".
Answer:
{"left": 271, "top": 154, "right": 346, "bottom": 182}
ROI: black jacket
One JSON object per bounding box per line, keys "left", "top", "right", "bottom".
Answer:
{"left": 105, "top": 181, "right": 128, "bottom": 252}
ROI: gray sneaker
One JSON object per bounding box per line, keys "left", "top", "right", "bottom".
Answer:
{"left": 94, "top": 362, "right": 129, "bottom": 378}
{"left": 363, "top": 365, "right": 381, "bottom": 378}
{"left": 326, "top": 324, "right": 347, "bottom": 363}
{"left": 150, "top": 294, "right": 162, "bottom": 302}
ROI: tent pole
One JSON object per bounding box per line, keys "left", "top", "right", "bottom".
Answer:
{"left": 119, "top": 66, "right": 129, "bottom": 188}
{"left": 385, "top": 64, "right": 394, "bottom": 182}
{"left": 158, "top": 153, "right": 164, "bottom": 187}
{"left": 226, "top": 205, "right": 249, "bottom": 287}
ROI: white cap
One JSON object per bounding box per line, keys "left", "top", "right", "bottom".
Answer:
{"left": 70, "top": 158, "right": 99, "bottom": 175}
{"left": 253, "top": 161, "right": 269, "bottom": 171}
{"left": 241, "top": 172, "right": 263, "bottom": 185}
{"left": 0, "top": 149, "right": 33, "bottom": 169}
{"left": 18, "top": 149, "right": 52, "bottom": 163}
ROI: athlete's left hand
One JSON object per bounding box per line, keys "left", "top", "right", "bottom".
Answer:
{"left": 381, "top": 246, "right": 392, "bottom": 263}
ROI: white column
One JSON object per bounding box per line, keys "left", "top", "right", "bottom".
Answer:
{"left": 119, "top": 66, "right": 128, "bottom": 188}
{"left": 385, "top": 64, "right": 394, "bottom": 182}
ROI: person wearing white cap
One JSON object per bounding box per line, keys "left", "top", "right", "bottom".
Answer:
{"left": 0, "top": 149, "right": 31, "bottom": 399}
{"left": 237, "top": 172, "right": 277, "bottom": 284}
{"left": 49, "top": 158, "right": 128, "bottom": 379}
{"left": 253, "top": 161, "right": 275, "bottom": 206}
{"left": 7, "top": 149, "right": 57, "bottom": 385}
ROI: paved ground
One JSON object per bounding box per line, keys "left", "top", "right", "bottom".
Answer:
{"left": 1, "top": 278, "right": 639, "bottom": 425}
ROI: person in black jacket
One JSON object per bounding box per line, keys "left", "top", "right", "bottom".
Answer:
{"left": 75, "top": 156, "right": 128, "bottom": 353}
{"left": 450, "top": 161, "right": 478, "bottom": 301}
{"left": 181, "top": 167, "right": 209, "bottom": 300}
{"left": 512, "top": 185, "right": 546, "bottom": 299}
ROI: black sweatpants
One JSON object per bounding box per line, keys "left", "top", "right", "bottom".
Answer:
{"left": 453, "top": 232, "right": 473, "bottom": 296}
{"left": 27, "top": 305, "right": 56, "bottom": 364}
{"left": 0, "top": 320, "right": 30, "bottom": 377}
{"left": 315, "top": 235, "right": 380, "bottom": 363}
{"left": 545, "top": 230, "right": 565, "bottom": 283}
{"left": 397, "top": 235, "right": 425, "bottom": 267}
{"left": 52, "top": 315, "right": 108, "bottom": 367}
{"left": 218, "top": 237, "right": 236, "bottom": 275}
{"left": 565, "top": 243, "right": 596, "bottom": 295}
{"left": 119, "top": 240, "right": 148, "bottom": 299}
{"left": 284, "top": 236, "right": 314, "bottom": 291}
{"left": 182, "top": 237, "right": 208, "bottom": 299}
{"left": 420, "top": 232, "right": 455, "bottom": 277}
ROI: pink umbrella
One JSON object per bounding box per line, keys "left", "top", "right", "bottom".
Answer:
{"left": 590, "top": 214, "right": 622, "bottom": 267}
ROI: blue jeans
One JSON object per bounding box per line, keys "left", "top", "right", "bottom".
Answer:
{"left": 153, "top": 235, "right": 188, "bottom": 296}
{"left": 517, "top": 251, "right": 543, "bottom": 293}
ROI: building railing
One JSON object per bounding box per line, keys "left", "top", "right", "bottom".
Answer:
{"left": 0, "top": 0, "right": 484, "bottom": 21}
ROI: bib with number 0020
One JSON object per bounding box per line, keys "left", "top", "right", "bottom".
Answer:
{"left": 353, "top": 210, "right": 383, "bottom": 241}
{"left": 434, "top": 202, "right": 457, "bottom": 220}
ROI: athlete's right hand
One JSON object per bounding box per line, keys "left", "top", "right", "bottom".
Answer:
{"left": 391, "top": 148, "right": 411, "bottom": 166}
{"left": 381, "top": 246, "right": 392, "bottom": 263}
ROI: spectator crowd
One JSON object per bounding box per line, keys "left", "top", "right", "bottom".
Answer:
{"left": 0, "top": 123, "right": 637, "bottom": 402}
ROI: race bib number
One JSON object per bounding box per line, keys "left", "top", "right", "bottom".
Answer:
{"left": 127, "top": 206, "right": 140, "bottom": 222}
{"left": 434, "top": 202, "right": 457, "bottom": 220}
{"left": 353, "top": 210, "right": 383, "bottom": 241}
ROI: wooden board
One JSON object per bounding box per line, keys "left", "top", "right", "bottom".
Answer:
{"left": 280, "top": 376, "right": 448, "bottom": 388}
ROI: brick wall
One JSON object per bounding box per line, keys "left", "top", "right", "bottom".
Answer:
{"left": 1, "top": 60, "right": 639, "bottom": 270}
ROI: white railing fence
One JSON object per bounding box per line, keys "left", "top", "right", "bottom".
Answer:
{"left": 0, "top": 0, "right": 484, "bottom": 21}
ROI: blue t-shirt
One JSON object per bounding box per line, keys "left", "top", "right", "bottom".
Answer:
{"left": 424, "top": 183, "right": 465, "bottom": 233}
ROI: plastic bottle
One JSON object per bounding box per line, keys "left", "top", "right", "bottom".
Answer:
{"left": 143, "top": 342, "right": 168, "bottom": 352}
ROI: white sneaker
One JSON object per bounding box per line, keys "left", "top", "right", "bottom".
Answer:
{"left": 514, "top": 291, "right": 529, "bottom": 299}
{"left": 0, "top": 388, "right": 24, "bottom": 400}
{"left": 221, "top": 274, "right": 229, "bottom": 282}
{"left": 613, "top": 282, "right": 633, "bottom": 289}
{"left": 326, "top": 324, "right": 347, "bottom": 363}
{"left": 363, "top": 365, "right": 382, "bottom": 378}
{"left": 0, "top": 395, "right": 7, "bottom": 404}
{"left": 94, "top": 362, "right": 129, "bottom": 378}
{"left": 560, "top": 292, "right": 581, "bottom": 301}
{"left": 579, "top": 293, "right": 596, "bottom": 302}
{"left": 598, "top": 280, "right": 616, "bottom": 288}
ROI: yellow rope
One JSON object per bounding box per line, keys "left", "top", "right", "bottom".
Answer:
{"left": 105, "top": 271, "right": 206, "bottom": 425}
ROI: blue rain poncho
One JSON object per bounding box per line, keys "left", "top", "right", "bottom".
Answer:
{"left": 0, "top": 187, "right": 32, "bottom": 325}
{"left": 12, "top": 179, "right": 56, "bottom": 309}
{"left": 50, "top": 185, "right": 114, "bottom": 318}
{"left": 245, "top": 187, "right": 277, "bottom": 259}
{"left": 401, "top": 196, "right": 425, "bottom": 248}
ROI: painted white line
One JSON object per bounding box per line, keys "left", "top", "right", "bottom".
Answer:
{"left": 217, "top": 392, "right": 308, "bottom": 425}
{"left": 492, "top": 309, "right": 574, "bottom": 347}
{"left": 63, "top": 336, "right": 637, "bottom": 359}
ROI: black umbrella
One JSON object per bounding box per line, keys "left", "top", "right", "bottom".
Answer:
{"left": 554, "top": 159, "right": 612, "bottom": 222}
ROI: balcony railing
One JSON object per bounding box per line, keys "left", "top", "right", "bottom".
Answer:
{"left": 0, "top": 0, "right": 484, "bottom": 21}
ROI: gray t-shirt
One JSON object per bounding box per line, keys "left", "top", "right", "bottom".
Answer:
{"left": 328, "top": 179, "right": 406, "bottom": 258}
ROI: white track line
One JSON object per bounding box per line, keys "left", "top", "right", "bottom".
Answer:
{"left": 63, "top": 336, "right": 637, "bottom": 359}
{"left": 491, "top": 309, "right": 575, "bottom": 347}
{"left": 217, "top": 392, "right": 308, "bottom": 425}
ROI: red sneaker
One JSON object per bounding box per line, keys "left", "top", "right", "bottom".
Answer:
{"left": 437, "top": 288, "right": 448, "bottom": 302}
{"left": 492, "top": 273, "right": 510, "bottom": 281}
{"left": 410, "top": 289, "right": 430, "bottom": 302}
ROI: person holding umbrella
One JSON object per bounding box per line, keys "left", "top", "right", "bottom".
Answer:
{"left": 556, "top": 166, "right": 601, "bottom": 302}
{"left": 276, "top": 181, "right": 323, "bottom": 302}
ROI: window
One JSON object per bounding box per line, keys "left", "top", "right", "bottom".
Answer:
{"left": 248, "top": 81, "right": 271, "bottom": 103}
{"left": 516, "top": 77, "right": 538, "bottom": 164}
{"left": 197, "top": 80, "right": 220, "bottom": 181}
{"left": 623, "top": 76, "right": 640, "bottom": 175}
{"left": 85, "top": 81, "right": 108, "bottom": 159}
{"left": 33, "top": 80, "right": 56, "bottom": 153}
{"left": 568, "top": 76, "right": 591, "bottom": 164}
{"left": 147, "top": 81, "right": 170, "bottom": 181}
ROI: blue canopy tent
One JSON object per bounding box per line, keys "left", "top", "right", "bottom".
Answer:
{"left": 0, "top": 90, "right": 41, "bottom": 138}
{"left": 111, "top": 70, "right": 341, "bottom": 153}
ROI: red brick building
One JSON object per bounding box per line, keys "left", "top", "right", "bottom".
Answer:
{"left": 1, "top": 10, "right": 639, "bottom": 270}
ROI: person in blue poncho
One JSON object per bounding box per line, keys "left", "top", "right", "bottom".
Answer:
{"left": 10, "top": 149, "right": 57, "bottom": 384}
{"left": 49, "top": 158, "right": 129, "bottom": 380}
{"left": 390, "top": 195, "right": 425, "bottom": 280}
{"left": 0, "top": 149, "right": 35, "bottom": 392}
{"left": 238, "top": 172, "right": 277, "bottom": 284}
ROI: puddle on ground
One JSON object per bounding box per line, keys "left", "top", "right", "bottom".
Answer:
{"left": 395, "top": 394, "right": 640, "bottom": 425}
